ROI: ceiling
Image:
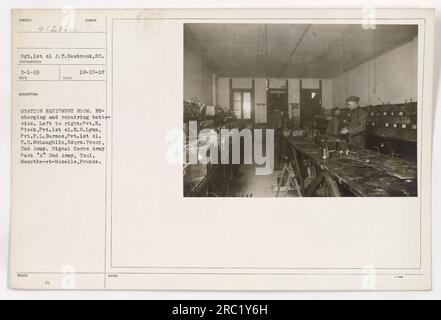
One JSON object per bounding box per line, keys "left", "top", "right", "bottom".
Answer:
{"left": 185, "top": 23, "right": 417, "bottom": 79}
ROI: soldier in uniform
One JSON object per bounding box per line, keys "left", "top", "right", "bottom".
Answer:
{"left": 340, "top": 96, "right": 366, "bottom": 149}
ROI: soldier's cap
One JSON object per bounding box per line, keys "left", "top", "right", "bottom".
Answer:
{"left": 346, "top": 95, "right": 360, "bottom": 103}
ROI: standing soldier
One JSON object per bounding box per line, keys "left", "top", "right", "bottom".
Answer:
{"left": 340, "top": 96, "right": 366, "bottom": 149}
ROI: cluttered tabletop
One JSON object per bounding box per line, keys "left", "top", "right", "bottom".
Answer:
{"left": 284, "top": 136, "right": 418, "bottom": 197}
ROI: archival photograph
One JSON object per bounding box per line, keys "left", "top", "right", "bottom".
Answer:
{"left": 8, "top": 7, "right": 434, "bottom": 292}
{"left": 183, "top": 23, "right": 418, "bottom": 197}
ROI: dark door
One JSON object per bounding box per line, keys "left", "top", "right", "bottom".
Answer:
{"left": 267, "top": 89, "right": 288, "bottom": 122}
{"left": 300, "top": 88, "right": 322, "bottom": 127}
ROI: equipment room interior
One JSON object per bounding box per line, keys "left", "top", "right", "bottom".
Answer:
{"left": 183, "top": 23, "right": 418, "bottom": 197}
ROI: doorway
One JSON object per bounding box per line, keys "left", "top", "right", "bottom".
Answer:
{"left": 299, "top": 81, "right": 322, "bottom": 128}
{"left": 267, "top": 89, "right": 288, "bottom": 123}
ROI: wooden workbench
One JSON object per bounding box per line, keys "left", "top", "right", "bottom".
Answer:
{"left": 284, "top": 136, "right": 418, "bottom": 197}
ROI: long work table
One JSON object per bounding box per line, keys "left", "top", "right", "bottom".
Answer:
{"left": 284, "top": 136, "right": 418, "bottom": 197}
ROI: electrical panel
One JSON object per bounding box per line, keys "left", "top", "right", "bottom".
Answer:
{"left": 338, "top": 102, "right": 417, "bottom": 142}
{"left": 365, "top": 102, "right": 417, "bottom": 142}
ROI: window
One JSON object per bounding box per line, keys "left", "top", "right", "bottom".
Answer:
{"left": 232, "top": 90, "right": 252, "bottom": 120}
{"left": 233, "top": 91, "right": 242, "bottom": 119}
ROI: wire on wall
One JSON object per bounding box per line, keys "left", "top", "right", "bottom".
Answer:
{"left": 255, "top": 25, "right": 260, "bottom": 75}
{"left": 372, "top": 28, "right": 378, "bottom": 96}
{"left": 264, "top": 24, "right": 268, "bottom": 77}
{"left": 337, "top": 25, "right": 344, "bottom": 106}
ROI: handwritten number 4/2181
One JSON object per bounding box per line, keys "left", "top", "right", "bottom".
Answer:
{"left": 38, "top": 25, "right": 69, "bottom": 33}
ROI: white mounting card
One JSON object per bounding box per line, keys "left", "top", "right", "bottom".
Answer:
{"left": 10, "top": 8, "right": 434, "bottom": 290}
